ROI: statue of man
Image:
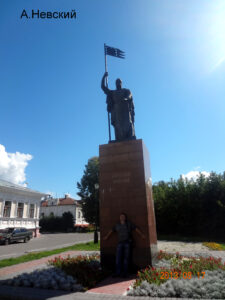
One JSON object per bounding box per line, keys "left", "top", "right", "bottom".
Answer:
{"left": 101, "top": 72, "right": 136, "bottom": 142}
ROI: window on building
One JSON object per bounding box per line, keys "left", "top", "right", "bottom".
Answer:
{"left": 41, "top": 212, "right": 45, "bottom": 218}
{"left": 29, "top": 204, "right": 35, "bottom": 218}
{"left": 3, "top": 201, "right": 11, "bottom": 217}
{"left": 50, "top": 212, "right": 54, "bottom": 217}
{"left": 17, "top": 203, "right": 24, "bottom": 218}
{"left": 78, "top": 211, "right": 81, "bottom": 218}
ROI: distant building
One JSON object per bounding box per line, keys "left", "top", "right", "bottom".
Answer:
{"left": 40, "top": 194, "right": 88, "bottom": 228}
{"left": 0, "top": 179, "right": 46, "bottom": 237}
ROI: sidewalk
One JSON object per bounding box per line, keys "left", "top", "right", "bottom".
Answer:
{"left": 0, "top": 246, "right": 224, "bottom": 300}
{"left": 0, "top": 250, "right": 97, "bottom": 279}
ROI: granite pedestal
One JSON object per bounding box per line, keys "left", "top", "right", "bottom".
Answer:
{"left": 99, "top": 139, "right": 157, "bottom": 270}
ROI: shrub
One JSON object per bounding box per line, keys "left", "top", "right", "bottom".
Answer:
{"left": 62, "top": 212, "right": 74, "bottom": 231}
{"left": 87, "top": 224, "right": 95, "bottom": 232}
{"left": 40, "top": 213, "right": 74, "bottom": 232}
{"left": 48, "top": 254, "right": 110, "bottom": 288}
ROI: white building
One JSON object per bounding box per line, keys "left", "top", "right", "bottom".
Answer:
{"left": 0, "top": 179, "right": 46, "bottom": 237}
{"left": 40, "top": 194, "right": 88, "bottom": 228}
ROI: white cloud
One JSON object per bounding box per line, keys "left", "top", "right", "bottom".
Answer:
{"left": 182, "top": 170, "right": 210, "bottom": 181}
{"left": 0, "top": 144, "right": 32, "bottom": 186}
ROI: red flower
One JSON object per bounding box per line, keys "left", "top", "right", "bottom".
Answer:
{"left": 190, "top": 265, "right": 192, "bottom": 268}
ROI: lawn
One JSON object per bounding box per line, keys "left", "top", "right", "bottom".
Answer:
{"left": 0, "top": 241, "right": 100, "bottom": 268}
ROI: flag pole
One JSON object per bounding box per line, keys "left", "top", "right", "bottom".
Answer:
{"left": 104, "top": 44, "right": 111, "bottom": 142}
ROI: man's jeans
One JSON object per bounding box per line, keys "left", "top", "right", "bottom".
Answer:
{"left": 116, "top": 241, "right": 130, "bottom": 275}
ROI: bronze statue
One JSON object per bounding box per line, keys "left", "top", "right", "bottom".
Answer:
{"left": 101, "top": 72, "right": 136, "bottom": 142}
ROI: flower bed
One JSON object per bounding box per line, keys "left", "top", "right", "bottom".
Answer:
{"left": 127, "top": 250, "right": 225, "bottom": 298}
{"left": 48, "top": 253, "right": 110, "bottom": 289}
{"left": 0, "top": 254, "right": 110, "bottom": 292}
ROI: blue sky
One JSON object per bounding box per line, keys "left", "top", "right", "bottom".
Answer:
{"left": 0, "top": 0, "right": 224, "bottom": 198}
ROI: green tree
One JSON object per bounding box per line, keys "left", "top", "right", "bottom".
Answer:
{"left": 153, "top": 171, "right": 225, "bottom": 240}
{"left": 77, "top": 157, "right": 99, "bottom": 227}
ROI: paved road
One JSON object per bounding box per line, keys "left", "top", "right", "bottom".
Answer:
{"left": 0, "top": 232, "right": 95, "bottom": 260}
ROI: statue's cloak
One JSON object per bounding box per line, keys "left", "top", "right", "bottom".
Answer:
{"left": 106, "top": 88, "right": 135, "bottom": 128}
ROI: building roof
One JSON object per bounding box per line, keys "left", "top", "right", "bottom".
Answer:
{"left": 41, "top": 196, "right": 81, "bottom": 207}
{"left": 58, "top": 197, "right": 76, "bottom": 205}
{"left": 41, "top": 200, "right": 48, "bottom": 207}
{"left": 0, "top": 178, "right": 46, "bottom": 196}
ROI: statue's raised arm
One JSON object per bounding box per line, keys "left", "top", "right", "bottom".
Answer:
{"left": 101, "top": 72, "right": 110, "bottom": 95}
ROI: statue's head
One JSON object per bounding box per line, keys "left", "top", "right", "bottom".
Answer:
{"left": 115, "top": 78, "right": 122, "bottom": 90}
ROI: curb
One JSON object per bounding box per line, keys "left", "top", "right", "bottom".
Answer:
{"left": 0, "top": 285, "right": 210, "bottom": 300}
